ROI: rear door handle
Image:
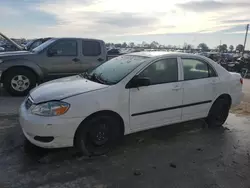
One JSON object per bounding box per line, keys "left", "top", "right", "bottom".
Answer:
{"left": 72, "top": 58, "right": 80, "bottom": 62}
{"left": 211, "top": 80, "right": 217, "bottom": 85}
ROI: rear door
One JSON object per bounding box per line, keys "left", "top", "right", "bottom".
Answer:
{"left": 180, "top": 57, "right": 219, "bottom": 121}
{"left": 45, "top": 39, "right": 82, "bottom": 79}
{"left": 80, "top": 39, "right": 106, "bottom": 72}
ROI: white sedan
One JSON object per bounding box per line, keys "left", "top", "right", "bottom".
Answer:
{"left": 19, "top": 52, "right": 243, "bottom": 156}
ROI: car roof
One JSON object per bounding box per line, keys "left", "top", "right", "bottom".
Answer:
{"left": 53, "top": 37, "right": 104, "bottom": 42}
{"left": 125, "top": 51, "right": 201, "bottom": 59}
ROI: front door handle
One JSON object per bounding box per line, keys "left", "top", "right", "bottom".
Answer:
{"left": 172, "top": 85, "right": 181, "bottom": 91}
{"left": 72, "top": 58, "right": 80, "bottom": 62}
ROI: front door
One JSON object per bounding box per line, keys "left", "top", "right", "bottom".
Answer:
{"left": 45, "top": 39, "right": 82, "bottom": 79}
{"left": 180, "top": 58, "right": 219, "bottom": 121}
{"left": 129, "top": 58, "right": 183, "bottom": 131}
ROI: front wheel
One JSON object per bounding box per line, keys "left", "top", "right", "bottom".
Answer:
{"left": 75, "top": 115, "right": 123, "bottom": 156}
{"left": 206, "top": 97, "right": 231, "bottom": 128}
{"left": 3, "top": 68, "right": 37, "bottom": 96}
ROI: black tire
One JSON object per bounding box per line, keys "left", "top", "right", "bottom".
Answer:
{"left": 3, "top": 68, "right": 37, "bottom": 96}
{"left": 206, "top": 97, "right": 231, "bottom": 128}
{"left": 75, "top": 115, "right": 123, "bottom": 156}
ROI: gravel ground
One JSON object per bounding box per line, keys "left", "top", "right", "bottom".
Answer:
{"left": 0, "top": 114, "right": 250, "bottom": 188}
{"left": 0, "top": 80, "right": 250, "bottom": 187}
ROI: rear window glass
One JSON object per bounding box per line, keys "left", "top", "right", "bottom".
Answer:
{"left": 82, "top": 40, "right": 101, "bottom": 56}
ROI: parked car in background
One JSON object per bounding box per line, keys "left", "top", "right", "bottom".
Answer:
{"left": 0, "top": 43, "right": 21, "bottom": 51}
{"left": 107, "top": 48, "right": 120, "bottom": 55}
{"left": 0, "top": 33, "right": 52, "bottom": 52}
{"left": 0, "top": 35, "right": 107, "bottom": 96}
{"left": 199, "top": 52, "right": 220, "bottom": 62}
{"left": 0, "top": 32, "right": 25, "bottom": 51}
{"left": 0, "top": 47, "right": 4, "bottom": 52}
{"left": 106, "top": 48, "right": 121, "bottom": 60}
{"left": 19, "top": 52, "right": 243, "bottom": 156}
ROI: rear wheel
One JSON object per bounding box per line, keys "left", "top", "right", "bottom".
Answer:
{"left": 75, "top": 115, "right": 123, "bottom": 156}
{"left": 3, "top": 68, "right": 37, "bottom": 96}
{"left": 206, "top": 97, "right": 231, "bottom": 128}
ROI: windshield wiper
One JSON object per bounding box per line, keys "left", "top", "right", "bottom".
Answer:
{"left": 92, "top": 73, "right": 107, "bottom": 84}
{"left": 80, "top": 72, "right": 114, "bottom": 85}
{"left": 80, "top": 72, "right": 91, "bottom": 79}
{"left": 80, "top": 72, "right": 105, "bottom": 84}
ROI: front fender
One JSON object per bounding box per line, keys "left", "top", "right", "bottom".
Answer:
{"left": 0, "top": 59, "right": 44, "bottom": 81}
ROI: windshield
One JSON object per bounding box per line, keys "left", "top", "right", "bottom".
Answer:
{"left": 87, "top": 55, "right": 148, "bottom": 85}
{"left": 32, "top": 38, "right": 57, "bottom": 53}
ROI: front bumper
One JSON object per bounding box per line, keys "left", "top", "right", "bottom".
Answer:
{"left": 19, "top": 101, "right": 83, "bottom": 149}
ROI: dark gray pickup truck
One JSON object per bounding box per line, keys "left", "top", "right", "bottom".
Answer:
{"left": 0, "top": 33, "right": 107, "bottom": 96}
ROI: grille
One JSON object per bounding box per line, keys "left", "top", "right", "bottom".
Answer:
{"left": 25, "top": 97, "right": 33, "bottom": 110}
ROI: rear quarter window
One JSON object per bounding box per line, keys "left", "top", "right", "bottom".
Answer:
{"left": 82, "top": 40, "right": 101, "bottom": 56}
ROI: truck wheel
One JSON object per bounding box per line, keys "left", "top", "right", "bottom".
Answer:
{"left": 3, "top": 68, "right": 37, "bottom": 96}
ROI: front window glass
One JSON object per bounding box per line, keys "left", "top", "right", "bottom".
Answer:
{"left": 138, "top": 58, "right": 178, "bottom": 85}
{"left": 49, "top": 39, "right": 77, "bottom": 56}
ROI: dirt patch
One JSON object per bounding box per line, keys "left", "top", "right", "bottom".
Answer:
{"left": 230, "top": 102, "right": 250, "bottom": 116}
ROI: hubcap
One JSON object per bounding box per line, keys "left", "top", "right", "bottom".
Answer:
{"left": 90, "top": 123, "right": 109, "bottom": 146}
{"left": 11, "top": 75, "right": 30, "bottom": 92}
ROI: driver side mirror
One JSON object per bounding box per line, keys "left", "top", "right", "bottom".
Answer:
{"left": 126, "top": 76, "right": 151, "bottom": 88}
{"left": 47, "top": 49, "right": 58, "bottom": 57}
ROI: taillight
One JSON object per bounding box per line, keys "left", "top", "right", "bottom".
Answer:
{"left": 240, "top": 78, "right": 243, "bottom": 85}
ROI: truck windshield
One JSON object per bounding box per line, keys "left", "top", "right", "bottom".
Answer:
{"left": 85, "top": 55, "right": 148, "bottom": 85}
{"left": 32, "top": 38, "right": 57, "bottom": 53}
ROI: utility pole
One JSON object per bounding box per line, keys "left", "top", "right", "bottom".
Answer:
{"left": 219, "top": 40, "right": 221, "bottom": 52}
{"left": 243, "top": 24, "right": 249, "bottom": 56}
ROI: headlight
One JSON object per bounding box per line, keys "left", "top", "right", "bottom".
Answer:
{"left": 31, "top": 101, "right": 70, "bottom": 116}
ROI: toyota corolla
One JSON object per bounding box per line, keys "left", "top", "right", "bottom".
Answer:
{"left": 19, "top": 52, "right": 243, "bottom": 156}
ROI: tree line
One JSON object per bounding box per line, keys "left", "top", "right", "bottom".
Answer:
{"left": 106, "top": 41, "right": 246, "bottom": 52}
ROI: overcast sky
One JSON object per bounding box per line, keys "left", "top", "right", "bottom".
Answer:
{"left": 1, "top": 0, "right": 250, "bottom": 49}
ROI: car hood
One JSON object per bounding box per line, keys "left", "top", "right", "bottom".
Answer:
{"left": 30, "top": 75, "right": 109, "bottom": 103}
{"left": 0, "top": 32, "right": 24, "bottom": 51}
{"left": 0, "top": 51, "right": 34, "bottom": 58}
